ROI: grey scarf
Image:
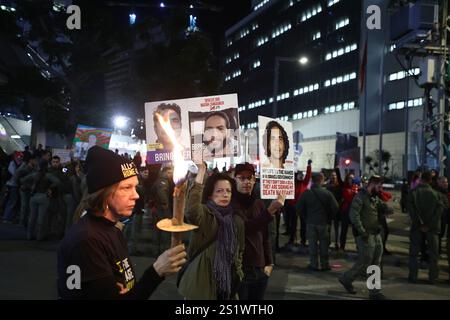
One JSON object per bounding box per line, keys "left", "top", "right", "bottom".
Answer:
{"left": 207, "top": 200, "right": 237, "bottom": 299}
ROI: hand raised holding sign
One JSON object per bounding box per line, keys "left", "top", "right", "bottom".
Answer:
{"left": 267, "top": 193, "right": 286, "bottom": 215}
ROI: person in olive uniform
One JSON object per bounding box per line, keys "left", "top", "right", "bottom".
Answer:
{"left": 435, "top": 176, "right": 449, "bottom": 281}
{"left": 408, "top": 171, "right": 446, "bottom": 284}
{"left": 338, "top": 175, "right": 390, "bottom": 300}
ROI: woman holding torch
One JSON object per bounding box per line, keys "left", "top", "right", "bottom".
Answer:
{"left": 178, "top": 163, "right": 245, "bottom": 300}
{"left": 57, "top": 146, "right": 187, "bottom": 299}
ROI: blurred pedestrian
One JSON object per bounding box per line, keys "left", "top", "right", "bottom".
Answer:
{"left": 297, "top": 173, "right": 338, "bottom": 271}
{"left": 408, "top": 171, "right": 446, "bottom": 284}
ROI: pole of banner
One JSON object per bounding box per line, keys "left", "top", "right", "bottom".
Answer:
{"left": 438, "top": 0, "right": 448, "bottom": 176}
{"left": 404, "top": 58, "right": 410, "bottom": 178}
{"left": 378, "top": 37, "right": 386, "bottom": 176}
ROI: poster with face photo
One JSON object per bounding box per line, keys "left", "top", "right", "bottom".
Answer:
{"left": 258, "top": 116, "right": 295, "bottom": 199}
{"left": 72, "top": 124, "right": 113, "bottom": 160}
{"left": 145, "top": 94, "right": 240, "bottom": 164}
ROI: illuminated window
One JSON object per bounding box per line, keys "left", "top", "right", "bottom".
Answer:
{"left": 312, "top": 31, "right": 321, "bottom": 41}
{"left": 272, "top": 22, "right": 292, "bottom": 39}
{"left": 254, "top": 0, "right": 270, "bottom": 11}
{"left": 256, "top": 36, "right": 269, "bottom": 47}
{"left": 325, "top": 43, "right": 357, "bottom": 62}
{"left": 300, "top": 4, "right": 322, "bottom": 23}
{"left": 328, "top": 0, "right": 340, "bottom": 6}
{"left": 335, "top": 18, "right": 349, "bottom": 30}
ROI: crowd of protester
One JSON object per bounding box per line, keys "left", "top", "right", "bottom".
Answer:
{"left": 1, "top": 144, "right": 449, "bottom": 300}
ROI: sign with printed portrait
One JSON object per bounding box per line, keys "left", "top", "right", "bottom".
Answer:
{"left": 258, "top": 116, "right": 295, "bottom": 199}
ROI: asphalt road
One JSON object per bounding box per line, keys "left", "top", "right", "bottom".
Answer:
{"left": 0, "top": 195, "right": 449, "bottom": 300}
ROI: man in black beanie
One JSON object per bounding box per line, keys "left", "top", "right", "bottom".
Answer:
{"left": 57, "top": 146, "right": 187, "bottom": 299}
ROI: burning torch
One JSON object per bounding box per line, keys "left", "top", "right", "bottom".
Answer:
{"left": 155, "top": 113, "right": 198, "bottom": 247}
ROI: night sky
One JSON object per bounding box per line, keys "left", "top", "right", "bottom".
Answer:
{"left": 95, "top": 0, "right": 252, "bottom": 51}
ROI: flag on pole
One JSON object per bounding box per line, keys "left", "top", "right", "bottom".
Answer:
{"left": 359, "top": 39, "right": 368, "bottom": 94}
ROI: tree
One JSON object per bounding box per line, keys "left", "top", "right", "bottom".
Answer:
{"left": 373, "top": 149, "right": 392, "bottom": 176}
{"left": 365, "top": 155, "right": 375, "bottom": 173}
{"left": 2, "top": 1, "right": 221, "bottom": 145}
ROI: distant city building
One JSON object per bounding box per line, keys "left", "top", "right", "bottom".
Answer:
{"left": 221, "top": 0, "right": 431, "bottom": 177}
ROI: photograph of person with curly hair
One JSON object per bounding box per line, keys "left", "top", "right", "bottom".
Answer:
{"left": 261, "top": 120, "right": 290, "bottom": 169}
{"left": 259, "top": 116, "right": 295, "bottom": 200}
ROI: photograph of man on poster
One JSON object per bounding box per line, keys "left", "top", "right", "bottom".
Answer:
{"left": 190, "top": 109, "right": 239, "bottom": 162}
{"left": 152, "top": 103, "right": 182, "bottom": 151}
{"left": 262, "top": 120, "right": 290, "bottom": 169}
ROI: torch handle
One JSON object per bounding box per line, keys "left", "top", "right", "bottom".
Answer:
{"left": 171, "top": 232, "right": 183, "bottom": 248}
{"left": 171, "top": 181, "right": 188, "bottom": 248}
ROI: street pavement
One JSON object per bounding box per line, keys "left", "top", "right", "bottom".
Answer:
{"left": 0, "top": 193, "right": 449, "bottom": 300}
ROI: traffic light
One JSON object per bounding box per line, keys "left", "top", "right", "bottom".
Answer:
{"left": 344, "top": 158, "right": 351, "bottom": 166}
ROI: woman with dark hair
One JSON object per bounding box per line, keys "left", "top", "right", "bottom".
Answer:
{"left": 178, "top": 163, "right": 245, "bottom": 300}
{"left": 57, "top": 146, "right": 186, "bottom": 299}
{"left": 262, "top": 121, "right": 290, "bottom": 169}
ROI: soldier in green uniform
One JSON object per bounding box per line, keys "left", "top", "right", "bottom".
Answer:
{"left": 435, "top": 176, "right": 449, "bottom": 282}
{"left": 338, "top": 175, "right": 390, "bottom": 300}
{"left": 408, "top": 171, "right": 446, "bottom": 284}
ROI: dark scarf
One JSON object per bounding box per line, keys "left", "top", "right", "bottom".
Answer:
{"left": 206, "top": 200, "right": 237, "bottom": 299}
{"left": 234, "top": 191, "right": 256, "bottom": 209}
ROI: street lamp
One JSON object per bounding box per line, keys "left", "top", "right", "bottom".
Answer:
{"left": 272, "top": 56, "right": 309, "bottom": 118}
{"left": 113, "top": 116, "right": 128, "bottom": 132}
{"left": 299, "top": 56, "right": 308, "bottom": 65}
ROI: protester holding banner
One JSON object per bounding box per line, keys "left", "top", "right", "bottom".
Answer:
{"left": 57, "top": 146, "right": 186, "bottom": 299}
{"left": 231, "top": 162, "right": 285, "bottom": 300}
{"left": 178, "top": 163, "right": 245, "bottom": 300}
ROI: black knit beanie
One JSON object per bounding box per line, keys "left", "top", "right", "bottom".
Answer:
{"left": 85, "top": 146, "right": 139, "bottom": 194}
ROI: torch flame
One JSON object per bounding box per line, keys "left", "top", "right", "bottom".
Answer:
{"left": 156, "top": 113, "right": 188, "bottom": 185}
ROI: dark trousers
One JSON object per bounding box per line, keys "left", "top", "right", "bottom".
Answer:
{"left": 275, "top": 209, "right": 281, "bottom": 250}
{"left": 409, "top": 229, "right": 439, "bottom": 281}
{"left": 438, "top": 216, "right": 447, "bottom": 254}
{"left": 380, "top": 215, "right": 389, "bottom": 250}
{"left": 3, "top": 186, "right": 19, "bottom": 221}
{"left": 284, "top": 204, "right": 296, "bottom": 242}
{"left": 334, "top": 212, "right": 350, "bottom": 250}
{"left": 238, "top": 266, "right": 269, "bottom": 300}
{"left": 284, "top": 204, "right": 294, "bottom": 234}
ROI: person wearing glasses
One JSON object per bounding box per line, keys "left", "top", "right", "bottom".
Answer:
{"left": 178, "top": 163, "right": 245, "bottom": 300}
{"left": 231, "top": 163, "right": 285, "bottom": 300}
